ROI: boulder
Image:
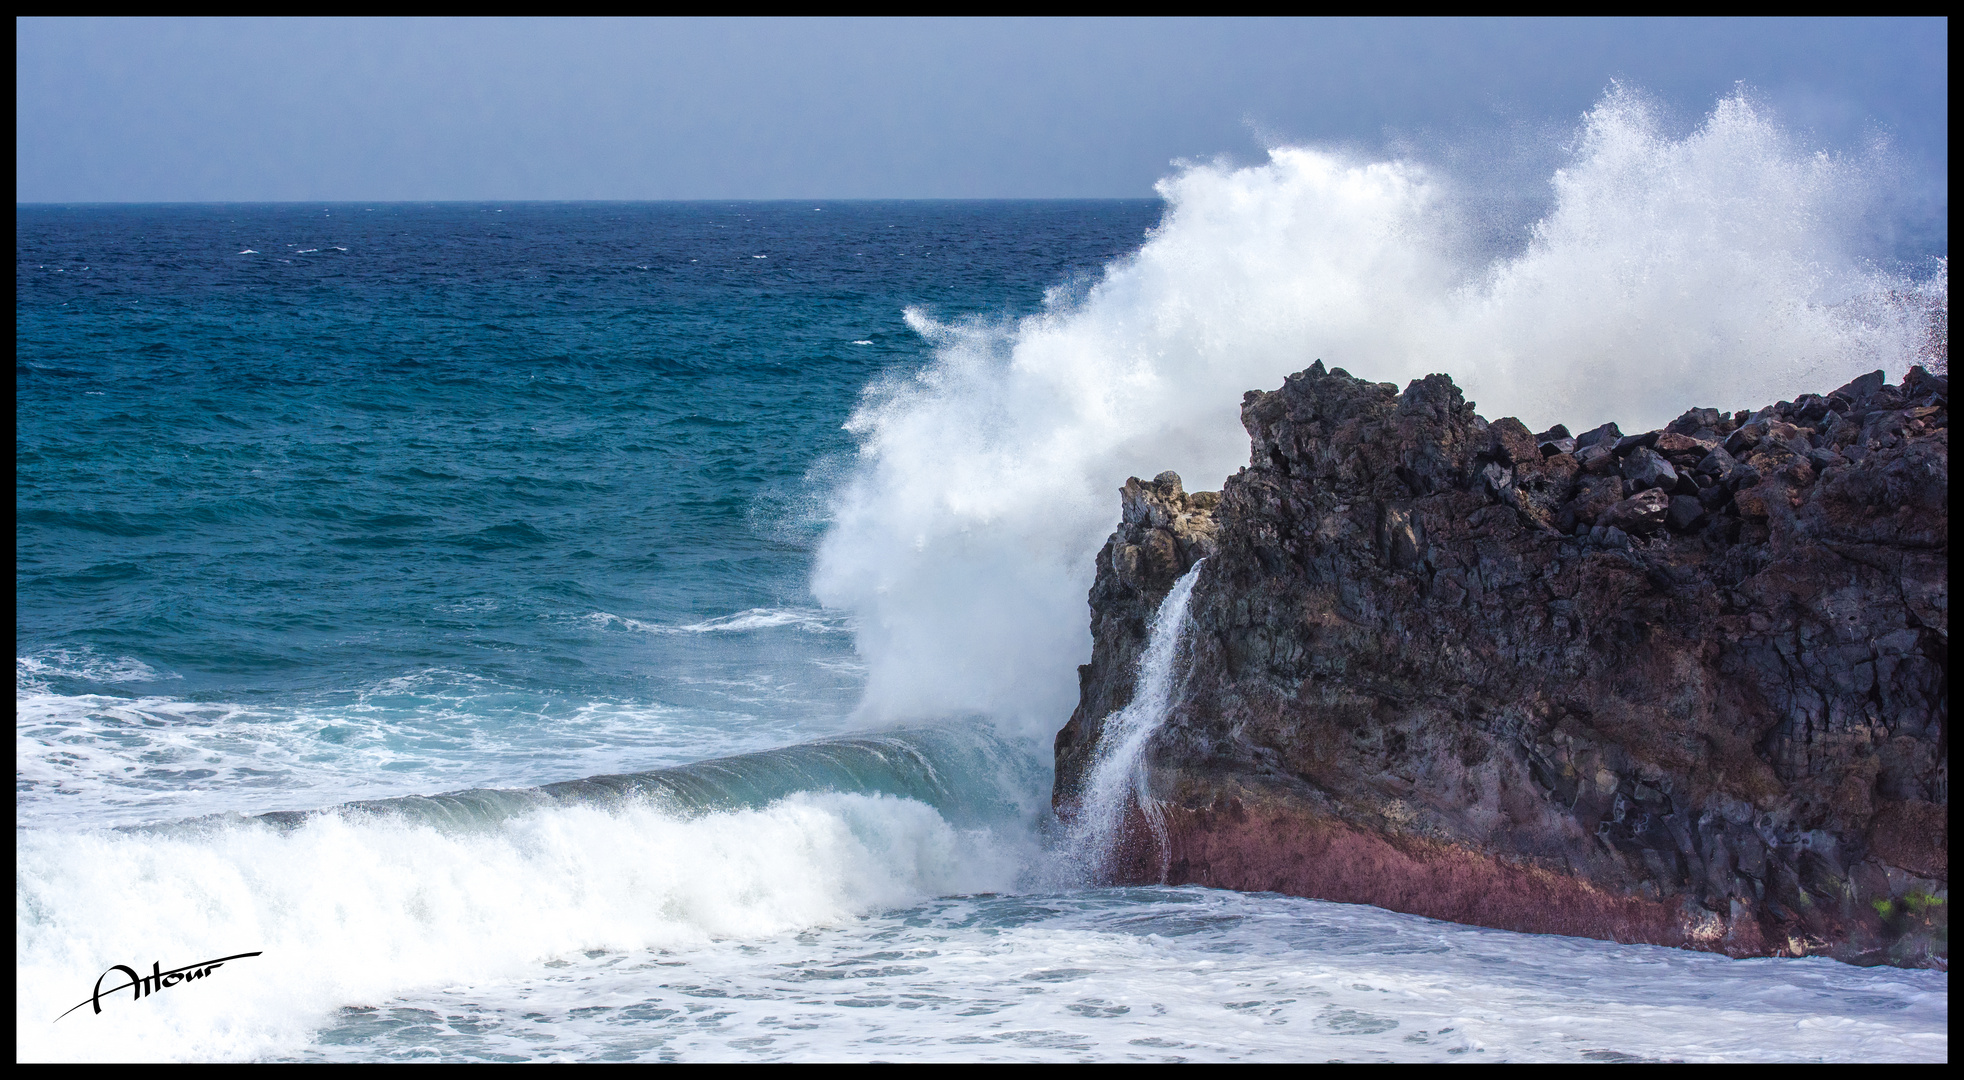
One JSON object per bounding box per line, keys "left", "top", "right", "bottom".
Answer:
{"left": 1833, "top": 369, "right": 1887, "bottom": 405}
{"left": 1666, "top": 494, "right": 1706, "bottom": 532}
{"left": 1576, "top": 443, "right": 1619, "bottom": 475}
{"left": 1556, "top": 473, "right": 1626, "bottom": 532}
{"left": 1667, "top": 407, "right": 1725, "bottom": 437}
{"left": 1535, "top": 424, "right": 1577, "bottom": 457}
{"left": 1695, "top": 446, "right": 1739, "bottom": 482}
{"left": 1620, "top": 446, "right": 1679, "bottom": 491}
{"left": 1574, "top": 422, "right": 1622, "bottom": 451}
{"left": 1613, "top": 431, "right": 1660, "bottom": 456}
{"left": 1601, "top": 488, "right": 1671, "bottom": 534}
{"left": 1488, "top": 417, "right": 1543, "bottom": 470}
{"left": 1654, "top": 431, "right": 1714, "bottom": 464}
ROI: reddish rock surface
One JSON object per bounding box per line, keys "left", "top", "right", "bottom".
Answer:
{"left": 1057, "top": 361, "right": 1948, "bottom": 968}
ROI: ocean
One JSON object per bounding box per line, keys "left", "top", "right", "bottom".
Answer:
{"left": 16, "top": 93, "right": 1948, "bottom": 1062}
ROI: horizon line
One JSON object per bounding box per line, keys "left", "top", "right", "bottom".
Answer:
{"left": 18, "top": 196, "right": 1170, "bottom": 207}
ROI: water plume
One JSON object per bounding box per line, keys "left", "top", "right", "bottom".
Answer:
{"left": 815, "top": 86, "right": 1944, "bottom": 734}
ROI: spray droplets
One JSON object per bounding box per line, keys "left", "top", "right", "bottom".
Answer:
{"left": 814, "top": 87, "right": 1943, "bottom": 736}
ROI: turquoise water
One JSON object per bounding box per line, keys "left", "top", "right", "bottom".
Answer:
{"left": 16, "top": 144, "right": 1947, "bottom": 1061}
{"left": 17, "top": 201, "right": 1156, "bottom": 822}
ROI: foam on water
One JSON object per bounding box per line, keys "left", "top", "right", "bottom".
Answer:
{"left": 16, "top": 793, "right": 1030, "bottom": 1063}
{"left": 814, "top": 87, "right": 1945, "bottom": 734}
{"left": 587, "top": 607, "right": 853, "bottom": 635}
{"left": 291, "top": 888, "right": 1945, "bottom": 1062}
{"left": 15, "top": 666, "right": 863, "bottom": 830}
{"left": 18, "top": 647, "right": 178, "bottom": 690}
{"left": 14, "top": 92, "right": 1949, "bottom": 1061}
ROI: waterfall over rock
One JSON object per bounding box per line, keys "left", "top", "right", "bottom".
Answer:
{"left": 1065, "top": 557, "right": 1205, "bottom": 882}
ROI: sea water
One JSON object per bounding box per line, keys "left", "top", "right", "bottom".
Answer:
{"left": 17, "top": 91, "right": 1947, "bottom": 1061}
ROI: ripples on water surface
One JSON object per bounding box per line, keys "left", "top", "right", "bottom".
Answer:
{"left": 17, "top": 191, "right": 1946, "bottom": 1061}
{"left": 298, "top": 889, "right": 1945, "bottom": 1063}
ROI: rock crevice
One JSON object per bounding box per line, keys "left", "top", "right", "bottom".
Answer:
{"left": 1056, "top": 361, "right": 1948, "bottom": 968}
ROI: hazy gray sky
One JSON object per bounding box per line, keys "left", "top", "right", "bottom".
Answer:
{"left": 15, "top": 17, "right": 1948, "bottom": 203}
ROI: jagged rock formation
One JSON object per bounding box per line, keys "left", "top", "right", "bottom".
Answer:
{"left": 1055, "top": 363, "right": 1948, "bottom": 968}
{"left": 1054, "top": 472, "right": 1221, "bottom": 794}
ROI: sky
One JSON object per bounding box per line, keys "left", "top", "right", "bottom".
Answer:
{"left": 14, "top": 17, "right": 1949, "bottom": 210}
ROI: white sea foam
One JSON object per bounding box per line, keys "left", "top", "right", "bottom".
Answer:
{"left": 286, "top": 888, "right": 1944, "bottom": 1062}
{"left": 32, "top": 884, "right": 1926, "bottom": 1063}
{"left": 18, "top": 647, "right": 177, "bottom": 691}
{"left": 814, "top": 87, "right": 1944, "bottom": 735}
{"left": 14, "top": 676, "right": 848, "bottom": 829}
{"left": 16, "top": 793, "right": 1027, "bottom": 1062}
{"left": 17, "top": 88, "right": 1949, "bottom": 1063}
{"left": 679, "top": 608, "right": 849, "bottom": 634}
{"left": 13, "top": 689, "right": 518, "bottom": 828}
{"left": 588, "top": 607, "right": 850, "bottom": 635}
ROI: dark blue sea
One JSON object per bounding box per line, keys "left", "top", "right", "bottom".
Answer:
{"left": 18, "top": 202, "right": 1155, "bottom": 811}
{"left": 17, "top": 99, "right": 1948, "bottom": 1063}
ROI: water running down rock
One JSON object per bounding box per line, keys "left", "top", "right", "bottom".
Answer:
{"left": 1056, "top": 361, "right": 1947, "bottom": 969}
{"left": 1065, "top": 557, "right": 1206, "bottom": 883}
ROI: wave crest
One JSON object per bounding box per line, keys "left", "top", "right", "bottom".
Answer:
{"left": 815, "top": 86, "right": 1944, "bottom": 735}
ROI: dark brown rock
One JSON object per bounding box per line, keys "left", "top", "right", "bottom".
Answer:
{"left": 1621, "top": 446, "right": 1679, "bottom": 491}
{"left": 1666, "top": 494, "right": 1707, "bottom": 533}
{"left": 1614, "top": 431, "right": 1660, "bottom": 456}
{"left": 1535, "top": 424, "right": 1577, "bottom": 457}
{"left": 1655, "top": 431, "right": 1716, "bottom": 465}
{"left": 1668, "top": 408, "right": 1728, "bottom": 439}
{"left": 1602, "top": 488, "right": 1671, "bottom": 534}
{"left": 1489, "top": 417, "right": 1542, "bottom": 470}
{"left": 1575, "top": 422, "right": 1623, "bottom": 451}
{"left": 1057, "top": 361, "right": 1949, "bottom": 970}
{"left": 1577, "top": 443, "right": 1619, "bottom": 475}
{"left": 1696, "top": 446, "right": 1740, "bottom": 483}
{"left": 1835, "top": 370, "right": 1887, "bottom": 405}
{"left": 1052, "top": 469, "right": 1220, "bottom": 796}
{"left": 1557, "top": 474, "right": 1626, "bottom": 533}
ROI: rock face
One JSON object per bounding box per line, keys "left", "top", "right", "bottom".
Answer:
{"left": 1054, "top": 471, "right": 1222, "bottom": 794}
{"left": 1055, "top": 362, "right": 1948, "bottom": 968}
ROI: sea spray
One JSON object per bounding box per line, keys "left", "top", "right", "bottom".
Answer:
{"left": 1065, "top": 560, "right": 1205, "bottom": 883}
{"left": 14, "top": 147, "right": 1948, "bottom": 1065}
{"left": 16, "top": 790, "right": 1027, "bottom": 1062}
{"left": 814, "top": 86, "right": 1944, "bottom": 737}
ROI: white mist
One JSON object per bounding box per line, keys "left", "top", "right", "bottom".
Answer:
{"left": 814, "top": 87, "right": 1942, "bottom": 735}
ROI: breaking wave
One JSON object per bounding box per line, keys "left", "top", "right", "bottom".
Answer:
{"left": 17, "top": 727, "right": 1041, "bottom": 1062}
{"left": 814, "top": 86, "right": 1945, "bottom": 734}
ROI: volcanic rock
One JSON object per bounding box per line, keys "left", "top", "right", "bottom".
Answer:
{"left": 1574, "top": 422, "right": 1623, "bottom": 451}
{"left": 1666, "top": 494, "right": 1707, "bottom": 533}
{"left": 1056, "top": 361, "right": 1949, "bottom": 969}
{"left": 1053, "top": 470, "right": 1220, "bottom": 794}
{"left": 1601, "top": 488, "right": 1672, "bottom": 535}
{"left": 1621, "top": 447, "right": 1679, "bottom": 492}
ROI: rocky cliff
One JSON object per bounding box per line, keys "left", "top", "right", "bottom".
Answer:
{"left": 1054, "top": 362, "right": 1948, "bottom": 968}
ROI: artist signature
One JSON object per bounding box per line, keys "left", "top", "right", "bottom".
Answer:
{"left": 55, "top": 953, "right": 263, "bottom": 1022}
